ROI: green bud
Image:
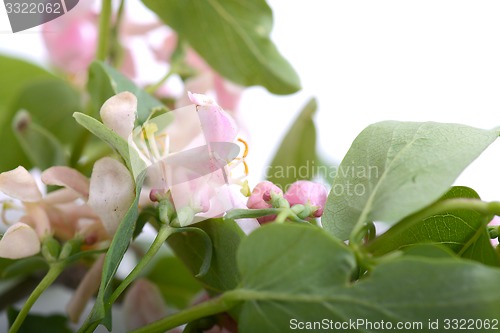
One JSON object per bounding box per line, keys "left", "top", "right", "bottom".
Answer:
{"left": 59, "top": 238, "right": 82, "bottom": 260}
{"left": 41, "top": 237, "right": 61, "bottom": 262}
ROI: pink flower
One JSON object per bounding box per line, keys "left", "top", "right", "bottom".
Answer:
{"left": 100, "top": 92, "right": 253, "bottom": 227}
{"left": 41, "top": 2, "right": 98, "bottom": 74}
{"left": 153, "top": 33, "right": 243, "bottom": 113}
{"left": 123, "top": 279, "right": 169, "bottom": 331}
{"left": 0, "top": 158, "right": 134, "bottom": 259}
{"left": 284, "top": 181, "right": 328, "bottom": 217}
{"left": 247, "top": 181, "right": 283, "bottom": 223}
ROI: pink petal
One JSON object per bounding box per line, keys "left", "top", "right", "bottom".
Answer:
{"left": 24, "top": 203, "right": 52, "bottom": 237}
{"left": 188, "top": 92, "right": 238, "bottom": 143}
{"left": 66, "top": 254, "right": 105, "bottom": 323}
{"left": 88, "top": 158, "right": 135, "bottom": 236}
{"left": 100, "top": 92, "right": 137, "bottom": 140}
{"left": 123, "top": 279, "right": 168, "bottom": 330}
{"left": 0, "top": 166, "right": 42, "bottom": 202}
{"left": 41, "top": 166, "right": 90, "bottom": 200}
{"left": 0, "top": 222, "right": 40, "bottom": 259}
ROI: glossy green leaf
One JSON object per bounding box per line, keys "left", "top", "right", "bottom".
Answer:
{"left": 0, "top": 78, "right": 81, "bottom": 171}
{"left": 7, "top": 308, "right": 72, "bottom": 333}
{"left": 13, "top": 111, "right": 68, "bottom": 169}
{"left": 267, "top": 98, "right": 318, "bottom": 189}
{"left": 142, "top": 0, "right": 301, "bottom": 95}
{"left": 367, "top": 186, "right": 500, "bottom": 266}
{"left": 147, "top": 256, "right": 202, "bottom": 309}
{"left": 87, "top": 61, "right": 167, "bottom": 123}
{"left": 168, "top": 218, "right": 245, "bottom": 294}
{"left": 234, "top": 224, "right": 500, "bottom": 333}
{"left": 322, "top": 121, "right": 500, "bottom": 240}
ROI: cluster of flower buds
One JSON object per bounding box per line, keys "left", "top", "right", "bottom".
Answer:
{"left": 247, "top": 180, "right": 327, "bottom": 224}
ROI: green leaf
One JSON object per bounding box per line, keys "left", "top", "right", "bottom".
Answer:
{"left": 0, "top": 55, "right": 53, "bottom": 126}
{"left": 168, "top": 218, "right": 245, "bottom": 294}
{"left": 267, "top": 98, "right": 318, "bottom": 189}
{"left": 2, "top": 256, "right": 48, "bottom": 279}
{"left": 82, "top": 171, "right": 146, "bottom": 331}
{"left": 7, "top": 307, "right": 72, "bottom": 333}
{"left": 73, "top": 112, "right": 146, "bottom": 176}
{"left": 322, "top": 121, "right": 500, "bottom": 240}
{"left": 87, "top": 61, "right": 167, "bottom": 123}
{"left": 142, "top": 0, "right": 301, "bottom": 95}
{"left": 13, "top": 111, "right": 68, "bottom": 169}
{"left": 147, "top": 256, "right": 202, "bottom": 309}
{"left": 234, "top": 223, "right": 500, "bottom": 333}
{"left": 367, "top": 186, "right": 500, "bottom": 266}
{"left": 0, "top": 78, "right": 82, "bottom": 171}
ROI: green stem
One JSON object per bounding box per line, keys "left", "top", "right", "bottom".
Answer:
{"left": 146, "top": 69, "right": 175, "bottom": 94}
{"left": 96, "top": 0, "right": 113, "bottom": 61}
{"left": 129, "top": 293, "right": 238, "bottom": 333}
{"left": 109, "top": 0, "right": 126, "bottom": 67}
{"left": 9, "top": 263, "right": 65, "bottom": 333}
{"left": 108, "top": 224, "right": 175, "bottom": 305}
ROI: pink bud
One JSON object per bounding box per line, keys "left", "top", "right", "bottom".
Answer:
{"left": 247, "top": 181, "right": 283, "bottom": 223}
{"left": 284, "top": 181, "right": 328, "bottom": 217}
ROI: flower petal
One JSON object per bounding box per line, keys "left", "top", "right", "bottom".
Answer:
{"left": 66, "top": 254, "right": 105, "bottom": 323}
{"left": 88, "top": 157, "right": 135, "bottom": 236}
{"left": 41, "top": 166, "right": 90, "bottom": 200}
{"left": 0, "top": 222, "right": 40, "bottom": 259}
{"left": 100, "top": 92, "right": 137, "bottom": 140}
{"left": 188, "top": 92, "right": 238, "bottom": 143}
{"left": 123, "top": 279, "right": 168, "bottom": 330}
{"left": 0, "top": 166, "right": 42, "bottom": 202}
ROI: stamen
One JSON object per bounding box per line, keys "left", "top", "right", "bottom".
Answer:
{"left": 238, "top": 138, "right": 249, "bottom": 158}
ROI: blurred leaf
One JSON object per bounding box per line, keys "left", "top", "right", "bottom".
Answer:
{"left": 267, "top": 98, "right": 318, "bottom": 189}
{"left": 142, "top": 0, "right": 301, "bottom": 95}
{"left": 147, "top": 256, "right": 202, "bottom": 309}
{"left": 234, "top": 223, "right": 500, "bottom": 333}
{"left": 0, "top": 78, "right": 81, "bottom": 171}
{"left": 322, "top": 121, "right": 500, "bottom": 240}
{"left": 0, "top": 55, "right": 52, "bottom": 125}
{"left": 401, "top": 244, "right": 458, "bottom": 259}
{"left": 168, "top": 218, "right": 244, "bottom": 294}
{"left": 7, "top": 308, "right": 72, "bottom": 333}
{"left": 13, "top": 111, "right": 68, "bottom": 169}
{"left": 2, "top": 256, "right": 48, "bottom": 279}
{"left": 87, "top": 61, "right": 167, "bottom": 123}
{"left": 367, "top": 186, "right": 500, "bottom": 266}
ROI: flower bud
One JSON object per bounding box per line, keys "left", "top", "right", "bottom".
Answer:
{"left": 247, "top": 181, "right": 283, "bottom": 223}
{"left": 284, "top": 181, "right": 328, "bottom": 217}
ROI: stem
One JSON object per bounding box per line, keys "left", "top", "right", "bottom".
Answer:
{"left": 129, "top": 293, "right": 237, "bottom": 333}
{"left": 109, "top": 0, "right": 126, "bottom": 67}
{"left": 96, "top": 0, "right": 113, "bottom": 61}
{"left": 108, "top": 224, "right": 174, "bottom": 305}
{"left": 146, "top": 69, "right": 175, "bottom": 94}
{"left": 9, "top": 263, "right": 65, "bottom": 333}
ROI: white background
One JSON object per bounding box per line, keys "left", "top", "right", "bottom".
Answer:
{"left": 1, "top": 0, "right": 500, "bottom": 330}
